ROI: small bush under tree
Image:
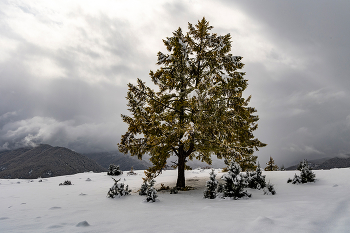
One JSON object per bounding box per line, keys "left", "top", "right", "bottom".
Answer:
{"left": 107, "top": 178, "right": 130, "bottom": 198}
{"left": 221, "top": 161, "right": 251, "bottom": 199}
{"left": 139, "top": 179, "right": 148, "bottom": 196}
{"left": 247, "top": 162, "right": 266, "bottom": 190}
{"left": 204, "top": 169, "right": 218, "bottom": 199}
{"left": 145, "top": 179, "right": 158, "bottom": 202}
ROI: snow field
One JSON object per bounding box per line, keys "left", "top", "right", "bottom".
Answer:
{"left": 1, "top": 168, "right": 350, "bottom": 232}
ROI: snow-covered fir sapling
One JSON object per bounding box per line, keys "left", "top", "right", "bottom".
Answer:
{"left": 287, "top": 159, "right": 315, "bottom": 184}
{"left": 107, "top": 164, "right": 123, "bottom": 176}
{"left": 107, "top": 178, "right": 130, "bottom": 198}
{"left": 288, "top": 173, "right": 302, "bottom": 184}
{"left": 263, "top": 181, "right": 276, "bottom": 195}
{"left": 204, "top": 169, "right": 218, "bottom": 199}
{"left": 139, "top": 179, "right": 148, "bottom": 196}
{"left": 247, "top": 162, "right": 266, "bottom": 190}
{"left": 145, "top": 178, "right": 158, "bottom": 202}
{"left": 299, "top": 159, "right": 316, "bottom": 183}
{"left": 221, "top": 161, "right": 251, "bottom": 199}
{"left": 59, "top": 180, "right": 72, "bottom": 186}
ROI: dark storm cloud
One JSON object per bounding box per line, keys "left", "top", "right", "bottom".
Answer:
{"left": 220, "top": 0, "right": 350, "bottom": 165}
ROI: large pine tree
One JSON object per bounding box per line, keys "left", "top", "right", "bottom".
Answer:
{"left": 118, "top": 18, "right": 266, "bottom": 188}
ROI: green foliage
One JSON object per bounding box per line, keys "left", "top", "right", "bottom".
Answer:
{"left": 221, "top": 161, "right": 251, "bottom": 199}
{"left": 107, "top": 178, "right": 130, "bottom": 198}
{"left": 263, "top": 181, "right": 276, "bottom": 195}
{"left": 288, "top": 174, "right": 302, "bottom": 184}
{"left": 204, "top": 169, "right": 218, "bottom": 199}
{"left": 288, "top": 159, "right": 315, "bottom": 184}
{"left": 107, "top": 164, "right": 123, "bottom": 176}
{"left": 119, "top": 17, "right": 266, "bottom": 187}
{"left": 145, "top": 179, "right": 158, "bottom": 202}
{"left": 247, "top": 162, "right": 266, "bottom": 189}
{"left": 264, "top": 157, "right": 279, "bottom": 171}
{"left": 59, "top": 180, "right": 72, "bottom": 186}
{"left": 139, "top": 179, "right": 148, "bottom": 196}
{"left": 300, "top": 160, "right": 316, "bottom": 183}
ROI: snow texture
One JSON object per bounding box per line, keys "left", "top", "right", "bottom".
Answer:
{"left": 1, "top": 168, "right": 350, "bottom": 232}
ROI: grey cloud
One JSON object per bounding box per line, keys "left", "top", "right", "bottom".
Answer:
{"left": 1, "top": 1, "right": 350, "bottom": 168}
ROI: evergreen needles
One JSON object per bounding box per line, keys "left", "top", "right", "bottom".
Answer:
{"left": 203, "top": 169, "right": 218, "bottom": 199}
{"left": 118, "top": 17, "right": 266, "bottom": 188}
{"left": 287, "top": 159, "right": 316, "bottom": 184}
{"left": 107, "top": 164, "right": 123, "bottom": 176}
{"left": 107, "top": 178, "right": 130, "bottom": 198}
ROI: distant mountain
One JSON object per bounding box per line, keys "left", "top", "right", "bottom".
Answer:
{"left": 285, "top": 156, "right": 350, "bottom": 170}
{"left": 316, "top": 157, "right": 350, "bottom": 170}
{"left": 286, "top": 157, "right": 331, "bottom": 170}
{"left": 83, "top": 151, "right": 151, "bottom": 171}
{"left": 0, "top": 144, "right": 106, "bottom": 179}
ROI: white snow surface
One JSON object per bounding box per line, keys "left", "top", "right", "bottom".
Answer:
{"left": 1, "top": 168, "right": 350, "bottom": 233}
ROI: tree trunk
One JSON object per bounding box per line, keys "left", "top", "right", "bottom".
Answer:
{"left": 176, "top": 148, "right": 186, "bottom": 188}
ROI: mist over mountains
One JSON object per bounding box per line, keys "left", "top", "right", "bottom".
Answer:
{"left": 1, "top": 143, "right": 350, "bottom": 180}
{"left": 83, "top": 151, "right": 151, "bottom": 171}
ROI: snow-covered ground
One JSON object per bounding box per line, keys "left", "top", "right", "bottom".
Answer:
{"left": 1, "top": 168, "right": 349, "bottom": 233}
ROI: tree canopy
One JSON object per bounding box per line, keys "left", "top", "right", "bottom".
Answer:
{"left": 118, "top": 18, "right": 266, "bottom": 188}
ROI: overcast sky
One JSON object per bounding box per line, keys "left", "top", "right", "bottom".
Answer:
{"left": 1, "top": 0, "right": 350, "bottom": 166}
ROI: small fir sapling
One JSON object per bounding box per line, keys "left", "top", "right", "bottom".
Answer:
{"left": 204, "top": 169, "right": 218, "bottom": 199}
{"left": 288, "top": 173, "right": 302, "bottom": 184}
{"left": 145, "top": 179, "right": 158, "bottom": 202}
{"left": 107, "top": 164, "right": 123, "bottom": 176}
{"left": 263, "top": 181, "right": 276, "bottom": 195}
{"left": 299, "top": 160, "right": 316, "bottom": 183}
{"left": 264, "top": 156, "right": 279, "bottom": 171}
{"left": 287, "top": 159, "right": 316, "bottom": 184}
{"left": 59, "top": 180, "right": 72, "bottom": 186}
{"left": 217, "top": 183, "right": 224, "bottom": 193}
{"left": 107, "top": 178, "right": 130, "bottom": 198}
{"left": 247, "top": 162, "right": 266, "bottom": 190}
{"left": 221, "top": 161, "right": 251, "bottom": 199}
{"left": 139, "top": 179, "right": 148, "bottom": 196}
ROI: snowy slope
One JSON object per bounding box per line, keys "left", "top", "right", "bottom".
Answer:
{"left": 1, "top": 168, "right": 350, "bottom": 233}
